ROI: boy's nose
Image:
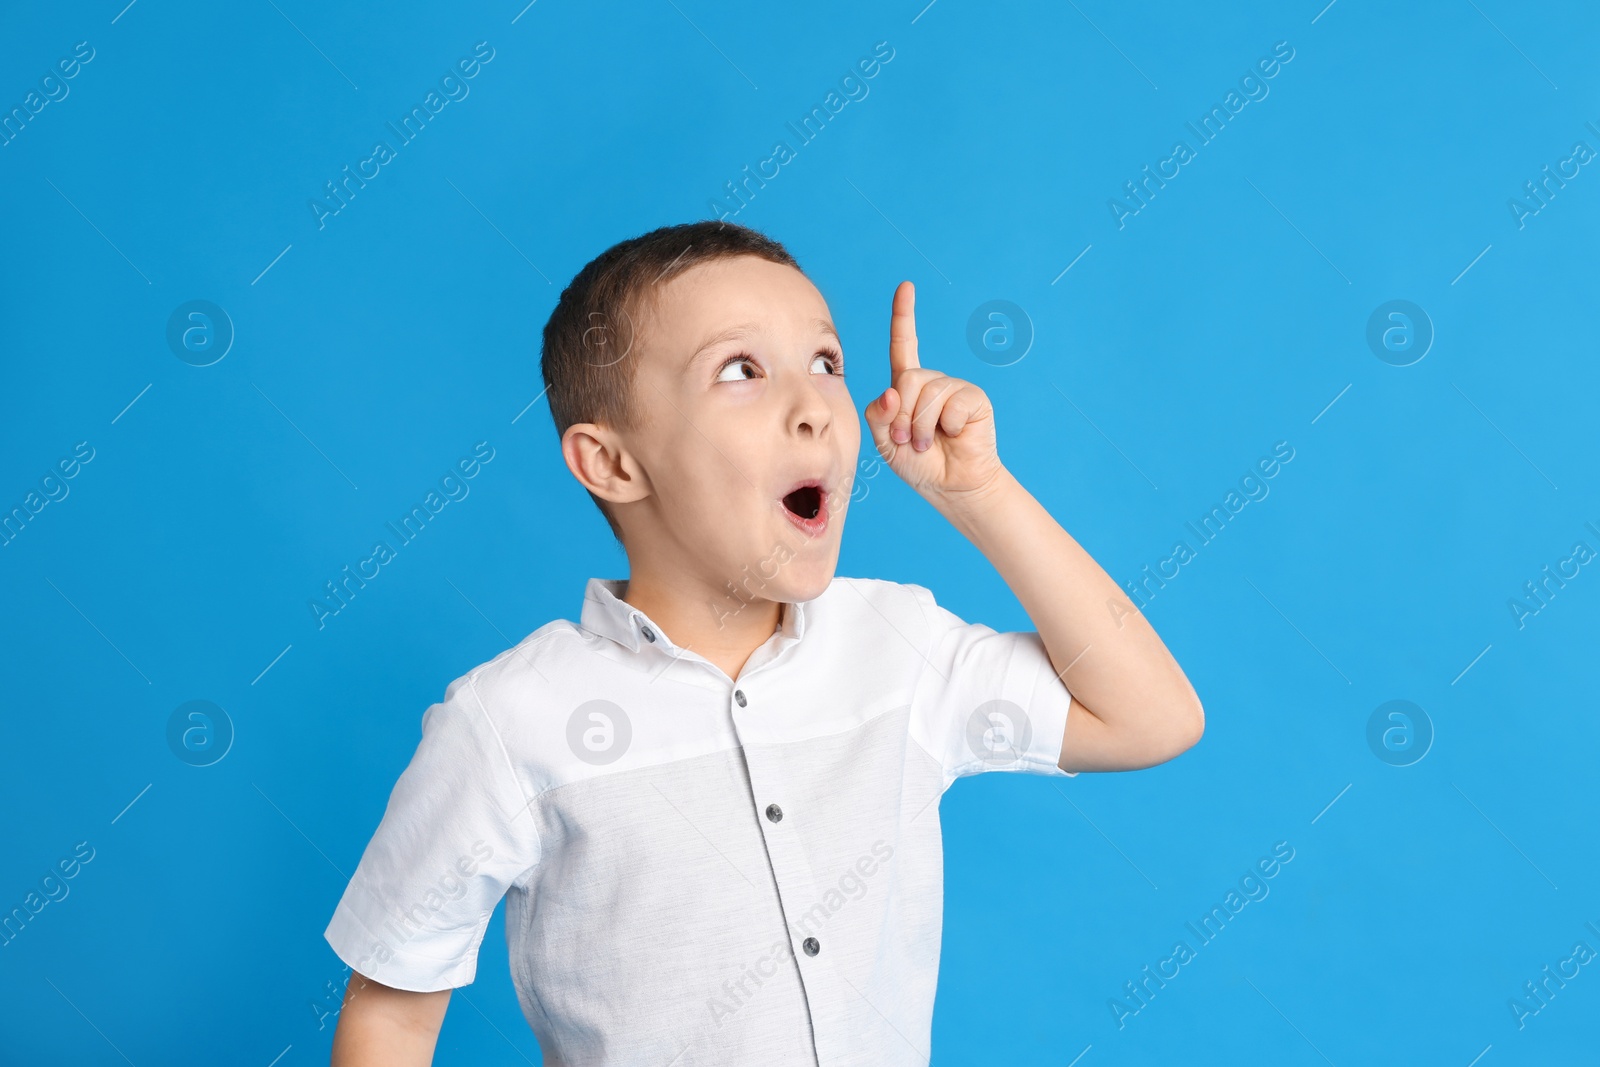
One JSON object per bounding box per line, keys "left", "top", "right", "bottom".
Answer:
{"left": 785, "top": 378, "right": 834, "bottom": 439}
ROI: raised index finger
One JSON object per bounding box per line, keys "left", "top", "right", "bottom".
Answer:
{"left": 888, "top": 280, "right": 919, "bottom": 376}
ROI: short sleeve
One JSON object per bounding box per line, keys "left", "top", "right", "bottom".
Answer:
{"left": 906, "top": 582, "right": 1076, "bottom": 786}
{"left": 324, "top": 672, "right": 540, "bottom": 991}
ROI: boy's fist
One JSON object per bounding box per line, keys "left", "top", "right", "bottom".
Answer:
{"left": 864, "top": 281, "right": 1006, "bottom": 508}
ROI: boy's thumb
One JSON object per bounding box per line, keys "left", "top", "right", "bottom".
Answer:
{"left": 865, "top": 387, "right": 898, "bottom": 461}
{"left": 868, "top": 386, "right": 899, "bottom": 422}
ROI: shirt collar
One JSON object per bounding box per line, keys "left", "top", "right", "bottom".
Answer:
{"left": 579, "top": 577, "right": 807, "bottom": 655}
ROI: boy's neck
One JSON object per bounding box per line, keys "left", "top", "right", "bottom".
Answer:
{"left": 617, "top": 570, "right": 786, "bottom": 683}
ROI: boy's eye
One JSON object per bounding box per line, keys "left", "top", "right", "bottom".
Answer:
{"left": 712, "top": 349, "right": 845, "bottom": 383}
{"left": 811, "top": 350, "right": 845, "bottom": 376}
{"left": 713, "top": 355, "right": 759, "bottom": 383}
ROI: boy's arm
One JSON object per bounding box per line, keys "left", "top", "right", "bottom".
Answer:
{"left": 864, "top": 282, "right": 1204, "bottom": 772}
{"left": 330, "top": 974, "right": 451, "bottom": 1067}
{"left": 933, "top": 464, "right": 1202, "bottom": 771}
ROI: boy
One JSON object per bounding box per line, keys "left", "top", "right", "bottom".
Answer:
{"left": 325, "top": 221, "right": 1203, "bottom": 1065}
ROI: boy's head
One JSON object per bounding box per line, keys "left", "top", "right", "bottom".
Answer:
{"left": 542, "top": 221, "right": 860, "bottom": 608}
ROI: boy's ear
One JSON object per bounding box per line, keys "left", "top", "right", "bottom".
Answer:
{"left": 561, "top": 423, "right": 650, "bottom": 505}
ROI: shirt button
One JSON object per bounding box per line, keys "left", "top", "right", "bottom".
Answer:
{"left": 640, "top": 625, "right": 656, "bottom": 643}
{"left": 734, "top": 689, "right": 747, "bottom": 707}
{"left": 765, "top": 803, "right": 783, "bottom": 823}
{"left": 802, "top": 937, "right": 820, "bottom": 957}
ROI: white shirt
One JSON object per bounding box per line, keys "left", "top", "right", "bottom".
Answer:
{"left": 325, "top": 575, "right": 1075, "bottom": 1065}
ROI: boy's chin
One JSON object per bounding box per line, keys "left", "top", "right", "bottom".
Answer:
{"left": 779, "top": 563, "right": 837, "bottom": 603}
{"left": 732, "top": 550, "right": 837, "bottom": 605}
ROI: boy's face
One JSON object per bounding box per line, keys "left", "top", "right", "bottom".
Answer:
{"left": 597, "top": 255, "right": 860, "bottom": 610}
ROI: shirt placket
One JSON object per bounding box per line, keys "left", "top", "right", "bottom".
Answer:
{"left": 727, "top": 678, "right": 856, "bottom": 1067}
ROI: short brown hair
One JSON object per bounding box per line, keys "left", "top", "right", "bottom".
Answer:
{"left": 540, "top": 220, "right": 802, "bottom": 545}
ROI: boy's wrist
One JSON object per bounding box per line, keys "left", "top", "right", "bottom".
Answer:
{"left": 927, "top": 464, "right": 1023, "bottom": 537}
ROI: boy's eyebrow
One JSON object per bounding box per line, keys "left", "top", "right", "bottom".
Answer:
{"left": 684, "top": 324, "right": 757, "bottom": 368}
{"left": 684, "top": 318, "right": 841, "bottom": 367}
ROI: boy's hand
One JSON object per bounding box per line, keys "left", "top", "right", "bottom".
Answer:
{"left": 865, "top": 281, "right": 1007, "bottom": 511}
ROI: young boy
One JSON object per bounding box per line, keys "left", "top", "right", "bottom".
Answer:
{"left": 324, "top": 221, "right": 1203, "bottom": 1065}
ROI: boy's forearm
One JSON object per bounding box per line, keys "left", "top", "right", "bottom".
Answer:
{"left": 331, "top": 976, "right": 450, "bottom": 1067}
{"left": 932, "top": 465, "right": 1204, "bottom": 764}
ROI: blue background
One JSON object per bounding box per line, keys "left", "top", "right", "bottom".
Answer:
{"left": 3, "top": 0, "right": 1597, "bottom": 1063}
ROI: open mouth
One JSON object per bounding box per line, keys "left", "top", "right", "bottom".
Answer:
{"left": 782, "top": 484, "right": 823, "bottom": 520}
{"left": 779, "top": 479, "right": 828, "bottom": 537}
